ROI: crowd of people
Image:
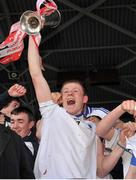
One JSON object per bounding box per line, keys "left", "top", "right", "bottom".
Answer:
{"left": 1, "top": 35, "right": 136, "bottom": 179}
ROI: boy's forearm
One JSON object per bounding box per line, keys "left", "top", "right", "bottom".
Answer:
{"left": 101, "top": 145, "right": 124, "bottom": 177}
{"left": 28, "top": 36, "right": 52, "bottom": 103}
{"left": 96, "top": 104, "right": 125, "bottom": 137}
{"left": 28, "top": 36, "right": 42, "bottom": 77}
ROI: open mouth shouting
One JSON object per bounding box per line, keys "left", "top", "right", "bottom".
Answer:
{"left": 67, "top": 99, "right": 75, "bottom": 106}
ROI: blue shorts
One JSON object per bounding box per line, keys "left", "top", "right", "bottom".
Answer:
{"left": 130, "top": 154, "right": 136, "bottom": 166}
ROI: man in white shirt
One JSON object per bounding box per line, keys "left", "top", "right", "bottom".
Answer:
{"left": 28, "top": 36, "right": 134, "bottom": 179}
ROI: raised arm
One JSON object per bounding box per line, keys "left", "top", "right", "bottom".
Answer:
{"left": 0, "top": 84, "right": 26, "bottom": 111}
{"left": 8, "top": 84, "right": 26, "bottom": 97}
{"left": 28, "top": 36, "right": 52, "bottom": 103}
{"left": 96, "top": 100, "right": 136, "bottom": 138}
{"left": 97, "top": 124, "right": 136, "bottom": 178}
{"left": 97, "top": 137, "right": 124, "bottom": 178}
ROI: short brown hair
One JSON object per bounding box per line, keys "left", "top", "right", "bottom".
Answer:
{"left": 61, "top": 79, "right": 87, "bottom": 95}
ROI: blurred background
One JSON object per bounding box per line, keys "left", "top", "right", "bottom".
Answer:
{"left": 0, "top": 0, "right": 136, "bottom": 121}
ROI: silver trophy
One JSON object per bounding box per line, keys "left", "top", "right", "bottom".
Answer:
{"left": 20, "top": 9, "right": 61, "bottom": 35}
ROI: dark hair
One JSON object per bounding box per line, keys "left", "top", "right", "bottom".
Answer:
{"left": 61, "top": 79, "right": 87, "bottom": 95}
{"left": 3, "top": 97, "right": 21, "bottom": 108}
{"left": 11, "top": 106, "right": 35, "bottom": 122}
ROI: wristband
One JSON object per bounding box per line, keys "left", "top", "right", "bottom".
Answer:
{"left": 117, "top": 142, "right": 132, "bottom": 155}
{"left": 117, "top": 142, "right": 126, "bottom": 151}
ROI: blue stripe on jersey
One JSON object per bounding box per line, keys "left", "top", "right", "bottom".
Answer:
{"left": 73, "top": 105, "right": 109, "bottom": 120}
{"left": 91, "top": 107, "right": 109, "bottom": 114}
{"left": 130, "top": 154, "right": 136, "bottom": 166}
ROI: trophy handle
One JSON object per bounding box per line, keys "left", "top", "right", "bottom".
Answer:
{"left": 42, "top": 10, "right": 61, "bottom": 28}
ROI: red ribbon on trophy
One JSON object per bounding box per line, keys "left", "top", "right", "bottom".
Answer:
{"left": 0, "top": 0, "right": 58, "bottom": 64}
